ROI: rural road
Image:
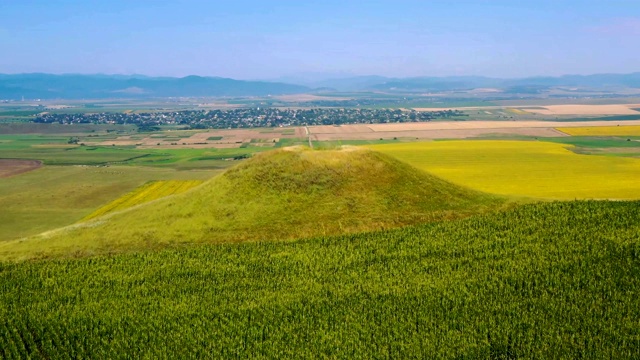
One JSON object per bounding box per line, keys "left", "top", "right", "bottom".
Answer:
{"left": 305, "top": 126, "right": 313, "bottom": 148}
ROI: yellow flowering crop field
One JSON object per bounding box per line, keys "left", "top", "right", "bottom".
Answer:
{"left": 82, "top": 180, "right": 203, "bottom": 221}
{"left": 505, "top": 108, "right": 530, "bottom": 115}
{"left": 556, "top": 125, "right": 640, "bottom": 136}
{"left": 369, "top": 140, "right": 640, "bottom": 199}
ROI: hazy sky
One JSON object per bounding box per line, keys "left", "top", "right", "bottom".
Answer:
{"left": 1, "top": 0, "right": 639, "bottom": 79}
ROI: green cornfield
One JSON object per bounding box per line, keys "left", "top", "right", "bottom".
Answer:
{"left": 0, "top": 201, "right": 639, "bottom": 358}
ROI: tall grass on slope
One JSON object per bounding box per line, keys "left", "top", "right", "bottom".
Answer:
{"left": 81, "top": 180, "right": 203, "bottom": 221}
{"left": 0, "top": 147, "right": 504, "bottom": 260}
{"left": 0, "top": 201, "right": 638, "bottom": 358}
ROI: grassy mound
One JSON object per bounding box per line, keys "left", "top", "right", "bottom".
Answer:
{"left": 1, "top": 201, "right": 638, "bottom": 358}
{"left": 0, "top": 147, "right": 503, "bottom": 260}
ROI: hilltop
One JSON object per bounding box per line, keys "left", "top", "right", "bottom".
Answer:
{"left": 0, "top": 146, "right": 504, "bottom": 260}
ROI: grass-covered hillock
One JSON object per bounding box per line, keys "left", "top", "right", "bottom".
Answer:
{"left": 0, "top": 146, "right": 503, "bottom": 260}
{"left": 0, "top": 201, "right": 639, "bottom": 358}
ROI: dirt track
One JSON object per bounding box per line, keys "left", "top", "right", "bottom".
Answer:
{"left": 0, "top": 159, "right": 42, "bottom": 178}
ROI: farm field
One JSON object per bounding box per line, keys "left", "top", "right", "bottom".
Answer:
{"left": 557, "top": 125, "right": 640, "bottom": 136}
{"left": 0, "top": 201, "right": 638, "bottom": 358}
{"left": 95, "top": 127, "right": 306, "bottom": 149}
{"left": 82, "top": 180, "right": 203, "bottom": 221}
{"left": 0, "top": 166, "right": 218, "bottom": 241}
{"left": 0, "top": 134, "right": 276, "bottom": 169}
{"left": 307, "top": 120, "right": 640, "bottom": 141}
{"left": 370, "top": 140, "right": 640, "bottom": 199}
{"left": 0, "top": 159, "right": 41, "bottom": 178}
{"left": 523, "top": 104, "right": 640, "bottom": 115}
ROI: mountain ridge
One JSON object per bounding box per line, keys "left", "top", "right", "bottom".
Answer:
{"left": 0, "top": 73, "right": 310, "bottom": 99}
{"left": 2, "top": 72, "right": 640, "bottom": 99}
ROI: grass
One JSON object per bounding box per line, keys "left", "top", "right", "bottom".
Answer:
{"left": 0, "top": 201, "right": 638, "bottom": 358}
{"left": 557, "top": 125, "right": 640, "bottom": 136}
{"left": 369, "top": 140, "right": 640, "bottom": 199}
{"left": 0, "top": 166, "right": 219, "bottom": 241}
{"left": 543, "top": 136, "right": 640, "bottom": 158}
{"left": 545, "top": 136, "right": 640, "bottom": 149}
{"left": 0, "top": 147, "right": 505, "bottom": 260}
{"left": 81, "top": 180, "right": 204, "bottom": 221}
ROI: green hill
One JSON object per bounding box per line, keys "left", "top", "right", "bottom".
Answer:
{"left": 1, "top": 201, "right": 638, "bottom": 358}
{"left": 0, "top": 147, "right": 504, "bottom": 260}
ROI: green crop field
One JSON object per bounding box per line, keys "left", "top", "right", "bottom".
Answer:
{"left": 370, "top": 140, "right": 640, "bottom": 199}
{"left": 0, "top": 134, "right": 271, "bottom": 169}
{"left": 0, "top": 166, "right": 219, "bottom": 241}
{"left": 0, "top": 201, "right": 638, "bottom": 358}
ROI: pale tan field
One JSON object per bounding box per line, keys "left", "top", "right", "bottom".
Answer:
{"left": 414, "top": 103, "right": 640, "bottom": 115}
{"left": 89, "top": 120, "right": 640, "bottom": 147}
{"left": 311, "top": 128, "right": 564, "bottom": 141}
{"left": 524, "top": 104, "right": 640, "bottom": 115}
{"left": 95, "top": 127, "right": 304, "bottom": 149}
{"left": 308, "top": 120, "right": 640, "bottom": 141}
{"left": 196, "top": 103, "right": 244, "bottom": 109}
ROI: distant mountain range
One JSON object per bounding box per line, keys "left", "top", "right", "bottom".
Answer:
{"left": 0, "top": 74, "right": 310, "bottom": 100}
{"left": 1, "top": 72, "right": 640, "bottom": 100}
{"left": 297, "top": 73, "right": 640, "bottom": 92}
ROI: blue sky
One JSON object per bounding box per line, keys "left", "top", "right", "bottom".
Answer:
{"left": 1, "top": 0, "right": 639, "bottom": 79}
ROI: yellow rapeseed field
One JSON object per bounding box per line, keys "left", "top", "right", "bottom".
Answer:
{"left": 82, "top": 180, "right": 203, "bottom": 220}
{"left": 505, "top": 108, "right": 529, "bottom": 115}
{"left": 370, "top": 140, "right": 640, "bottom": 199}
{"left": 556, "top": 125, "right": 640, "bottom": 136}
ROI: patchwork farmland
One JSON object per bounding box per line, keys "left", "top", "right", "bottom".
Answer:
{"left": 2, "top": 101, "right": 640, "bottom": 358}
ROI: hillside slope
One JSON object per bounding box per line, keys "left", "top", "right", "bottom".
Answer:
{"left": 0, "top": 147, "right": 504, "bottom": 260}
{"left": 1, "top": 201, "right": 638, "bottom": 358}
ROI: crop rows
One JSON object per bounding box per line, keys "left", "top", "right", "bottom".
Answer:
{"left": 82, "top": 180, "right": 203, "bottom": 220}
{"left": 1, "top": 201, "right": 639, "bottom": 358}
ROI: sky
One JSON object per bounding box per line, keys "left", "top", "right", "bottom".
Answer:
{"left": 1, "top": 0, "right": 639, "bottom": 80}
